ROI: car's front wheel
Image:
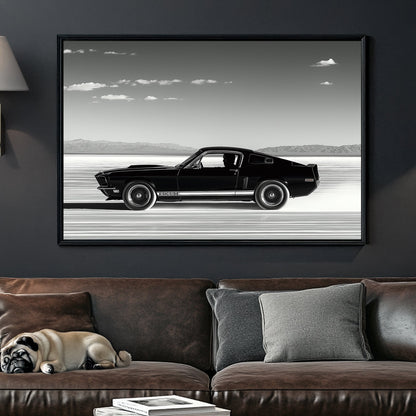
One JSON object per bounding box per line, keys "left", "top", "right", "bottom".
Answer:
{"left": 122, "top": 181, "right": 157, "bottom": 210}
{"left": 254, "top": 180, "right": 288, "bottom": 210}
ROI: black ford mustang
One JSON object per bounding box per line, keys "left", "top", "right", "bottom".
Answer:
{"left": 95, "top": 147, "right": 319, "bottom": 210}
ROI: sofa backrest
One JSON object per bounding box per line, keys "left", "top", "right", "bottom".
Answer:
{"left": 0, "top": 278, "right": 215, "bottom": 371}
{"left": 219, "top": 277, "right": 416, "bottom": 290}
{"left": 216, "top": 277, "right": 416, "bottom": 365}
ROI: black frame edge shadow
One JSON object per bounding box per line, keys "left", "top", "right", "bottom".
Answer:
{"left": 57, "top": 34, "right": 368, "bottom": 247}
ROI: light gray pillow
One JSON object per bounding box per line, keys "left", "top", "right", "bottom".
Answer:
{"left": 206, "top": 289, "right": 266, "bottom": 371}
{"left": 259, "top": 283, "right": 373, "bottom": 362}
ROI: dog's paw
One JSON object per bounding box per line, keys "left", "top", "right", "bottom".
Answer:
{"left": 83, "top": 357, "right": 95, "bottom": 370}
{"left": 93, "top": 361, "right": 115, "bottom": 370}
{"left": 41, "top": 363, "right": 54, "bottom": 374}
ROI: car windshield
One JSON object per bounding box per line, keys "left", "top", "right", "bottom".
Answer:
{"left": 175, "top": 151, "right": 202, "bottom": 169}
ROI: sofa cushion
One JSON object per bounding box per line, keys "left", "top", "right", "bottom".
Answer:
{"left": 206, "top": 289, "right": 265, "bottom": 371}
{"left": 212, "top": 361, "right": 416, "bottom": 416}
{"left": 0, "top": 361, "right": 211, "bottom": 416}
{"left": 0, "top": 292, "right": 95, "bottom": 346}
{"left": 363, "top": 279, "right": 416, "bottom": 361}
{"left": 259, "top": 283, "right": 372, "bottom": 362}
{"left": 0, "top": 278, "right": 215, "bottom": 371}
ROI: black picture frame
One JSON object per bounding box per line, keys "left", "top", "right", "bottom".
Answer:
{"left": 58, "top": 34, "right": 367, "bottom": 246}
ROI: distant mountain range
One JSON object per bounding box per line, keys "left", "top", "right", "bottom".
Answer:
{"left": 65, "top": 139, "right": 361, "bottom": 156}
{"left": 257, "top": 144, "right": 361, "bottom": 156}
{"left": 64, "top": 139, "right": 196, "bottom": 155}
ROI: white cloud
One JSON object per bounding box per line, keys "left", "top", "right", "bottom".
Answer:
{"left": 136, "top": 79, "right": 158, "bottom": 85}
{"left": 311, "top": 58, "right": 338, "bottom": 67}
{"left": 101, "top": 94, "right": 135, "bottom": 102}
{"left": 320, "top": 81, "right": 334, "bottom": 86}
{"left": 117, "top": 79, "right": 131, "bottom": 84}
{"left": 138, "top": 79, "right": 152, "bottom": 85}
{"left": 224, "top": 81, "right": 233, "bottom": 84}
{"left": 191, "top": 79, "right": 218, "bottom": 85}
{"left": 163, "top": 97, "right": 181, "bottom": 101}
{"left": 158, "top": 79, "right": 182, "bottom": 86}
{"left": 63, "top": 49, "right": 85, "bottom": 54}
{"left": 89, "top": 49, "right": 97, "bottom": 52}
{"left": 130, "top": 52, "right": 136, "bottom": 56}
{"left": 104, "top": 51, "right": 127, "bottom": 55}
{"left": 144, "top": 96, "right": 158, "bottom": 101}
{"left": 109, "top": 84, "right": 119, "bottom": 88}
{"left": 64, "top": 82, "right": 107, "bottom": 91}
{"left": 135, "top": 79, "right": 182, "bottom": 86}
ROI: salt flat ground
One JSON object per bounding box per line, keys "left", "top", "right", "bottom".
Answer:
{"left": 63, "top": 155, "right": 362, "bottom": 241}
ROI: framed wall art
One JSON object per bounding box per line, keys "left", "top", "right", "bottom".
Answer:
{"left": 58, "top": 35, "right": 366, "bottom": 245}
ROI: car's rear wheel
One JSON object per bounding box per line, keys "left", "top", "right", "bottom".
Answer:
{"left": 122, "top": 181, "right": 157, "bottom": 210}
{"left": 254, "top": 180, "right": 288, "bottom": 210}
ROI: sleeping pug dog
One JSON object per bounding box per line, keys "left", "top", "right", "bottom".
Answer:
{"left": 1, "top": 329, "right": 131, "bottom": 374}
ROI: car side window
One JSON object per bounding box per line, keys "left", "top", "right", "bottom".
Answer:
{"left": 200, "top": 154, "right": 225, "bottom": 168}
{"left": 189, "top": 153, "right": 239, "bottom": 168}
{"left": 185, "top": 152, "right": 241, "bottom": 169}
{"left": 249, "top": 154, "right": 274, "bottom": 165}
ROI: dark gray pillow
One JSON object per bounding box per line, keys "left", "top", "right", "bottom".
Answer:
{"left": 206, "top": 289, "right": 266, "bottom": 371}
{"left": 259, "top": 283, "right": 373, "bottom": 362}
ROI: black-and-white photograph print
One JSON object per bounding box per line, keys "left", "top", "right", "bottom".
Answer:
{"left": 59, "top": 36, "right": 366, "bottom": 245}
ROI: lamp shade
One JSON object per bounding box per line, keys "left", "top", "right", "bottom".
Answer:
{"left": 0, "top": 36, "right": 28, "bottom": 91}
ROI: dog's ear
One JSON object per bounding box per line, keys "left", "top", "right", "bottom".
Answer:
{"left": 16, "top": 336, "right": 39, "bottom": 351}
{"left": 0, "top": 332, "right": 9, "bottom": 350}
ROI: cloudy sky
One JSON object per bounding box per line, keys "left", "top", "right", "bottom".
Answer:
{"left": 63, "top": 40, "right": 362, "bottom": 149}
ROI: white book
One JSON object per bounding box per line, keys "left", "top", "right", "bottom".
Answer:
{"left": 112, "top": 395, "right": 227, "bottom": 416}
{"left": 95, "top": 405, "right": 230, "bottom": 416}
{"left": 93, "top": 406, "right": 137, "bottom": 415}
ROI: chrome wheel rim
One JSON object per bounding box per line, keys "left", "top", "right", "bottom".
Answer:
{"left": 127, "top": 184, "right": 152, "bottom": 208}
{"left": 260, "top": 184, "right": 284, "bottom": 207}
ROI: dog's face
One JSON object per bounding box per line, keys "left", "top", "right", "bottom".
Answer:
{"left": 1, "top": 335, "right": 39, "bottom": 373}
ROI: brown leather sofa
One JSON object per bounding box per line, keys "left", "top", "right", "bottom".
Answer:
{"left": 0, "top": 277, "right": 415, "bottom": 416}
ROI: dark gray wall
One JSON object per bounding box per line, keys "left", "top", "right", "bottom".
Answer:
{"left": 0, "top": 0, "right": 415, "bottom": 279}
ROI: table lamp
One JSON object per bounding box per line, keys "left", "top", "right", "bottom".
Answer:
{"left": 0, "top": 36, "right": 29, "bottom": 155}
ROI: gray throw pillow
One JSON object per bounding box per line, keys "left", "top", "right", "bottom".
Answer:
{"left": 206, "top": 289, "right": 266, "bottom": 371}
{"left": 259, "top": 283, "right": 373, "bottom": 362}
